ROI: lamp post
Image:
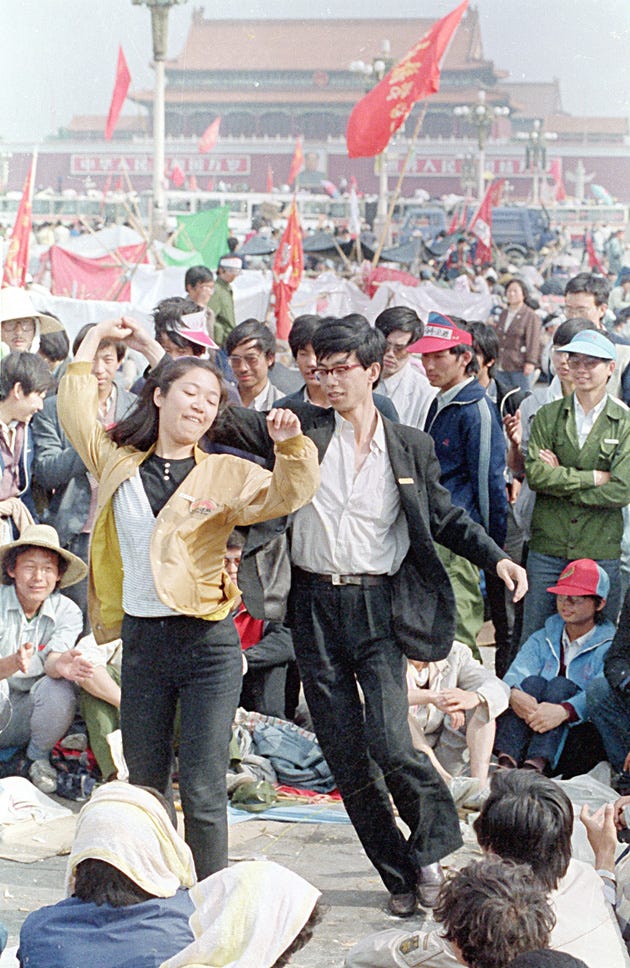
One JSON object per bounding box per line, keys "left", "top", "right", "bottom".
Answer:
{"left": 350, "top": 41, "right": 394, "bottom": 246}
{"left": 131, "top": 0, "right": 187, "bottom": 239}
{"left": 516, "top": 119, "right": 558, "bottom": 206}
{"left": 454, "top": 91, "right": 509, "bottom": 201}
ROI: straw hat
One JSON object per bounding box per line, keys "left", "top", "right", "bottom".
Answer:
{"left": 0, "top": 524, "right": 88, "bottom": 588}
{"left": 0, "top": 288, "right": 63, "bottom": 334}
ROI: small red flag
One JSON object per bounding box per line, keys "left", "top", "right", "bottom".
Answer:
{"left": 105, "top": 47, "right": 131, "bottom": 141}
{"left": 549, "top": 158, "right": 567, "bottom": 203}
{"left": 288, "top": 137, "right": 304, "bottom": 186}
{"left": 585, "top": 233, "right": 606, "bottom": 274}
{"left": 169, "top": 164, "right": 185, "bottom": 188}
{"left": 199, "top": 117, "right": 221, "bottom": 154}
{"left": 266, "top": 164, "right": 274, "bottom": 194}
{"left": 188, "top": 174, "right": 199, "bottom": 191}
{"left": 2, "top": 155, "right": 37, "bottom": 289}
{"left": 346, "top": 0, "right": 468, "bottom": 159}
{"left": 272, "top": 200, "right": 303, "bottom": 339}
{"left": 467, "top": 179, "right": 504, "bottom": 263}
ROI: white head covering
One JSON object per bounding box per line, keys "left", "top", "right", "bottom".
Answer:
{"left": 65, "top": 781, "right": 196, "bottom": 898}
{"left": 161, "top": 860, "right": 321, "bottom": 968}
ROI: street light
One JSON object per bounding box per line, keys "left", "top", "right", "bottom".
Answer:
{"left": 350, "top": 40, "right": 394, "bottom": 246}
{"left": 131, "top": 0, "right": 188, "bottom": 239}
{"left": 453, "top": 90, "right": 509, "bottom": 200}
{"left": 516, "top": 119, "right": 558, "bottom": 206}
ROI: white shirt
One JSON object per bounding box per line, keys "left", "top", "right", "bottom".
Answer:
{"left": 573, "top": 393, "right": 608, "bottom": 448}
{"left": 291, "top": 411, "right": 409, "bottom": 575}
{"left": 380, "top": 362, "right": 437, "bottom": 430}
{"left": 243, "top": 381, "right": 284, "bottom": 412}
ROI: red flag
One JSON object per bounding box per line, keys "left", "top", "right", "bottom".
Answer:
{"left": 2, "top": 155, "right": 36, "bottom": 289}
{"left": 266, "top": 164, "right": 274, "bottom": 194}
{"left": 288, "top": 137, "right": 304, "bottom": 186}
{"left": 468, "top": 179, "right": 504, "bottom": 263}
{"left": 272, "top": 200, "right": 303, "bottom": 339}
{"left": 549, "top": 158, "right": 567, "bottom": 203}
{"left": 169, "top": 164, "right": 185, "bottom": 188}
{"left": 188, "top": 174, "right": 198, "bottom": 191}
{"left": 585, "top": 233, "right": 605, "bottom": 274}
{"left": 104, "top": 47, "right": 131, "bottom": 141}
{"left": 48, "top": 242, "right": 148, "bottom": 301}
{"left": 447, "top": 206, "right": 461, "bottom": 235}
{"left": 199, "top": 117, "right": 221, "bottom": 154}
{"left": 346, "top": 0, "right": 468, "bottom": 158}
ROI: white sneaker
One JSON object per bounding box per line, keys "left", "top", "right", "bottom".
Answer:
{"left": 28, "top": 758, "right": 58, "bottom": 795}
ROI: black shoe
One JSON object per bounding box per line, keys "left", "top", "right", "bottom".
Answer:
{"left": 416, "top": 863, "right": 445, "bottom": 908}
{"left": 387, "top": 892, "right": 417, "bottom": 917}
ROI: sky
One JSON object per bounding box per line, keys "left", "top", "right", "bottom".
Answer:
{"left": 1, "top": 0, "right": 629, "bottom": 145}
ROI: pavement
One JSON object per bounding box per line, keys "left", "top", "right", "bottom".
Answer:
{"left": 0, "top": 639, "right": 497, "bottom": 963}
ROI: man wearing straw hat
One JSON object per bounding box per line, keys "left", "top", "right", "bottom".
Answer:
{"left": 0, "top": 523, "right": 91, "bottom": 794}
{"left": 0, "top": 287, "right": 63, "bottom": 355}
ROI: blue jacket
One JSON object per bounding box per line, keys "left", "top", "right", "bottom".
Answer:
{"left": 425, "top": 379, "right": 508, "bottom": 547}
{"left": 504, "top": 612, "right": 616, "bottom": 723}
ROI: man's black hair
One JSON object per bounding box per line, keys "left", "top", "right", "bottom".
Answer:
{"left": 0, "top": 351, "right": 54, "bottom": 400}
{"left": 374, "top": 306, "right": 423, "bottom": 343}
{"left": 39, "top": 328, "right": 70, "bottom": 364}
{"left": 288, "top": 315, "right": 322, "bottom": 358}
{"left": 473, "top": 770, "right": 572, "bottom": 891}
{"left": 225, "top": 319, "right": 276, "bottom": 359}
{"left": 449, "top": 343, "right": 479, "bottom": 377}
{"left": 184, "top": 265, "right": 214, "bottom": 289}
{"left": 466, "top": 321, "right": 499, "bottom": 369}
{"left": 552, "top": 317, "right": 599, "bottom": 347}
{"left": 311, "top": 315, "right": 386, "bottom": 380}
{"left": 565, "top": 272, "right": 610, "bottom": 307}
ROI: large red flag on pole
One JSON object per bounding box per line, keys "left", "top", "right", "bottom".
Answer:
{"left": 467, "top": 179, "right": 504, "bottom": 263}
{"left": 105, "top": 47, "right": 131, "bottom": 141}
{"left": 2, "top": 153, "right": 37, "bottom": 289}
{"left": 287, "top": 137, "right": 304, "bottom": 186}
{"left": 272, "top": 200, "right": 303, "bottom": 340}
{"left": 199, "top": 117, "right": 221, "bottom": 153}
{"left": 346, "top": 0, "right": 468, "bottom": 158}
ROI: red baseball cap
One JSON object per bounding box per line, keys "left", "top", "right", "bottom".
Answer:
{"left": 546, "top": 559, "right": 610, "bottom": 598}
{"left": 407, "top": 312, "right": 472, "bottom": 355}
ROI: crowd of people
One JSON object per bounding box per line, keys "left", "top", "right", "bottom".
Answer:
{"left": 1, "top": 241, "right": 630, "bottom": 966}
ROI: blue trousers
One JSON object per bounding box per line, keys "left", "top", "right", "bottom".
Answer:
{"left": 494, "top": 675, "right": 579, "bottom": 767}
{"left": 289, "top": 572, "right": 462, "bottom": 896}
{"left": 120, "top": 613, "right": 242, "bottom": 880}
{"left": 587, "top": 676, "right": 630, "bottom": 777}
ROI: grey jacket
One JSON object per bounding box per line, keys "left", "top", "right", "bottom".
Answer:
{"left": 31, "top": 387, "right": 136, "bottom": 547}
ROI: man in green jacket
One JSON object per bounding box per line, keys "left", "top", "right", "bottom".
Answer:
{"left": 208, "top": 256, "right": 241, "bottom": 347}
{"left": 522, "top": 329, "right": 630, "bottom": 642}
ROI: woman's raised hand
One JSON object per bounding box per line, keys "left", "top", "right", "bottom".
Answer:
{"left": 266, "top": 408, "right": 302, "bottom": 443}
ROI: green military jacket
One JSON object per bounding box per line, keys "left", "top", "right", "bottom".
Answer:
{"left": 208, "top": 277, "right": 235, "bottom": 347}
{"left": 526, "top": 392, "right": 630, "bottom": 560}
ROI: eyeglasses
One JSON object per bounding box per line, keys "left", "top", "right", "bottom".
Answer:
{"left": 385, "top": 340, "right": 411, "bottom": 358}
{"left": 566, "top": 355, "right": 607, "bottom": 370}
{"left": 2, "top": 318, "right": 36, "bottom": 334}
{"left": 313, "top": 363, "right": 364, "bottom": 380}
{"left": 228, "top": 353, "right": 265, "bottom": 370}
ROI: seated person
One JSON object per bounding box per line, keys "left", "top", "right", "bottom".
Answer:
{"left": 587, "top": 586, "right": 630, "bottom": 795}
{"left": 32, "top": 324, "right": 136, "bottom": 628}
{"left": 0, "top": 351, "right": 53, "bottom": 540}
{"left": 0, "top": 524, "right": 90, "bottom": 793}
{"left": 226, "top": 530, "right": 296, "bottom": 720}
{"left": 496, "top": 559, "right": 614, "bottom": 776}
{"left": 18, "top": 781, "right": 321, "bottom": 968}
{"left": 406, "top": 641, "right": 509, "bottom": 804}
{"left": 345, "top": 770, "right": 628, "bottom": 967}
{"left": 277, "top": 313, "right": 399, "bottom": 420}
{"left": 433, "top": 857, "right": 555, "bottom": 968}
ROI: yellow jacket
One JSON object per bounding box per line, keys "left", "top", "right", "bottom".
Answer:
{"left": 58, "top": 362, "right": 319, "bottom": 643}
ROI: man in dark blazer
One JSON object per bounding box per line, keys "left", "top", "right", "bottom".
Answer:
{"left": 213, "top": 315, "right": 527, "bottom": 917}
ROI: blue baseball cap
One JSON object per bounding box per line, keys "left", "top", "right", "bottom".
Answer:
{"left": 563, "top": 330, "right": 616, "bottom": 361}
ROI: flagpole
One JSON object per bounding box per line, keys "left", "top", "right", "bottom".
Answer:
{"left": 371, "top": 101, "right": 428, "bottom": 267}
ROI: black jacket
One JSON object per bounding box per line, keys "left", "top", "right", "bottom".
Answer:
{"left": 604, "top": 588, "right": 630, "bottom": 694}
{"left": 213, "top": 403, "right": 506, "bottom": 661}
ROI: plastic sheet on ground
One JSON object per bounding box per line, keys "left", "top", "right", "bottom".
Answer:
{"left": 228, "top": 802, "right": 351, "bottom": 825}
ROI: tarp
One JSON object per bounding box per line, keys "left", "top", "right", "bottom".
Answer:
{"left": 47, "top": 242, "right": 149, "bottom": 301}
{"left": 367, "top": 279, "right": 493, "bottom": 324}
